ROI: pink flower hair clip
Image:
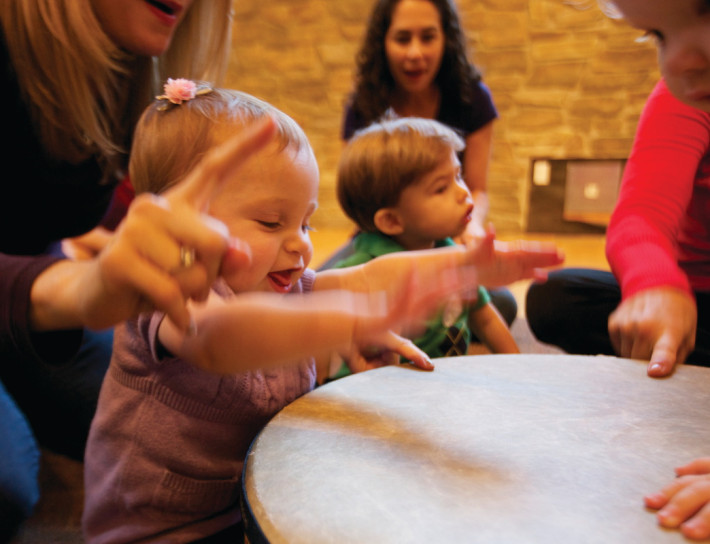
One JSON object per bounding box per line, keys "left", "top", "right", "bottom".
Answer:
{"left": 156, "top": 78, "right": 212, "bottom": 111}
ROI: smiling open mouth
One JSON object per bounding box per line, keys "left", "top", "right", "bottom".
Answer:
{"left": 269, "top": 271, "right": 292, "bottom": 287}
{"left": 267, "top": 269, "right": 300, "bottom": 294}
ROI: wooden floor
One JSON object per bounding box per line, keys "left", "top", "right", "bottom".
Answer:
{"left": 311, "top": 227, "right": 609, "bottom": 317}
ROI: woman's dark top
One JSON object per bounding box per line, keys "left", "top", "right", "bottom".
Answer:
{"left": 342, "top": 80, "right": 498, "bottom": 140}
{"left": 0, "top": 31, "right": 119, "bottom": 365}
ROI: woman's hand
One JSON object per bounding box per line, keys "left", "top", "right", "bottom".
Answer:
{"left": 608, "top": 287, "right": 697, "bottom": 377}
{"left": 61, "top": 226, "right": 114, "bottom": 260}
{"left": 30, "top": 117, "right": 275, "bottom": 333}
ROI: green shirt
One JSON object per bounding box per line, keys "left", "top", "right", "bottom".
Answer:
{"left": 332, "top": 232, "right": 490, "bottom": 375}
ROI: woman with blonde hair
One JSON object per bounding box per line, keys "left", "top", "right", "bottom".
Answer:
{"left": 0, "top": 0, "right": 264, "bottom": 538}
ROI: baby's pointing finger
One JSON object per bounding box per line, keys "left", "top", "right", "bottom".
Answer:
{"left": 166, "top": 116, "right": 277, "bottom": 211}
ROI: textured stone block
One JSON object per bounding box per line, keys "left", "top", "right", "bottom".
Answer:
{"left": 227, "top": 0, "right": 660, "bottom": 233}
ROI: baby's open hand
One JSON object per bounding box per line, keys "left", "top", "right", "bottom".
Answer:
{"left": 465, "top": 225, "right": 564, "bottom": 287}
{"left": 346, "top": 262, "right": 479, "bottom": 373}
{"left": 343, "top": 331, "right": 433, "bottom": 374}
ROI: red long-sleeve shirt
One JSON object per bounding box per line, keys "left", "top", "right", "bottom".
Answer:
{"left": 606, "top": 79, "right": 710, "bottom": 299}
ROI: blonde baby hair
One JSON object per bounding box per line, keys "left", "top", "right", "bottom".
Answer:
{"left": 129, "top": 84, "right": 312, "bottom": 196}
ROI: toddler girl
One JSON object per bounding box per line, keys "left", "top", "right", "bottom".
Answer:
{"left": 82, "top": 79, "right": 562, "bottom": 543}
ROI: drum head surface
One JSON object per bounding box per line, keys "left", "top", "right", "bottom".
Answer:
{"left": 244, "top": 354, "right": 710, "bottom": 544}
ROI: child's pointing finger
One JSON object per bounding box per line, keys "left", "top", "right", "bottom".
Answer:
{"left": 166, "top": 115, "right": 277, "bottom": 212}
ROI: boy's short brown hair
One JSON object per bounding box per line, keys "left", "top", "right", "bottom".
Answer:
{"left": 337, "top": 117, "right": 465, "bottom": 233}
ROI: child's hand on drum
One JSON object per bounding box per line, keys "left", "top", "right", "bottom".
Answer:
{"left": 644, "top": 457, "right": 710, "bottom": 541}
{"left": 341, "top": 331, "right": 433, "bottom": 375}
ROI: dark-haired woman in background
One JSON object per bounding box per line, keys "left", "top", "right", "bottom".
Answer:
{"left": 323, "top": 0, "right": 518, "bottom": 328}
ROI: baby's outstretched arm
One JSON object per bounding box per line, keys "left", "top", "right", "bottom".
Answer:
{"left": 159, "top": 263, "right": 473, "bottom": 375}
{"left": 644, "top": 457, "right": 710, "bottom": 541}
{"left": 316, "top": 225, "right": 562, "bottom": 298}
{"left": 335, "top": 267, "right": 475, "bottom": 373}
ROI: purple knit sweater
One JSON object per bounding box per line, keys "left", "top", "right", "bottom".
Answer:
{"left": 83, "top": 270, "right": 317, "bottom": 543}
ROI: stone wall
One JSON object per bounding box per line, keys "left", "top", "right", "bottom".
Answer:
{"left": 226, "top": 0, "right": 660, "bottom": 233}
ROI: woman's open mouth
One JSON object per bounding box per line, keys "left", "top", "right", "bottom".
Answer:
{"left": 404, "top": 69, "right": 426, "bottom": 80}
{"left": 145, "top": 0, "right": 182, "bottom": 23}
{"left": 147, "top": 0, "right": 178, "bottom": 14}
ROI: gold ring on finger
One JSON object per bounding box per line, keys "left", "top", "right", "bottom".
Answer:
{"left": 179, "top": 246, "right": 196, "bottom": 268}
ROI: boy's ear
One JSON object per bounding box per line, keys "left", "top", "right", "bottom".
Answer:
{"left": 373, "top": 207, "right": 404, "bottom": 236}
